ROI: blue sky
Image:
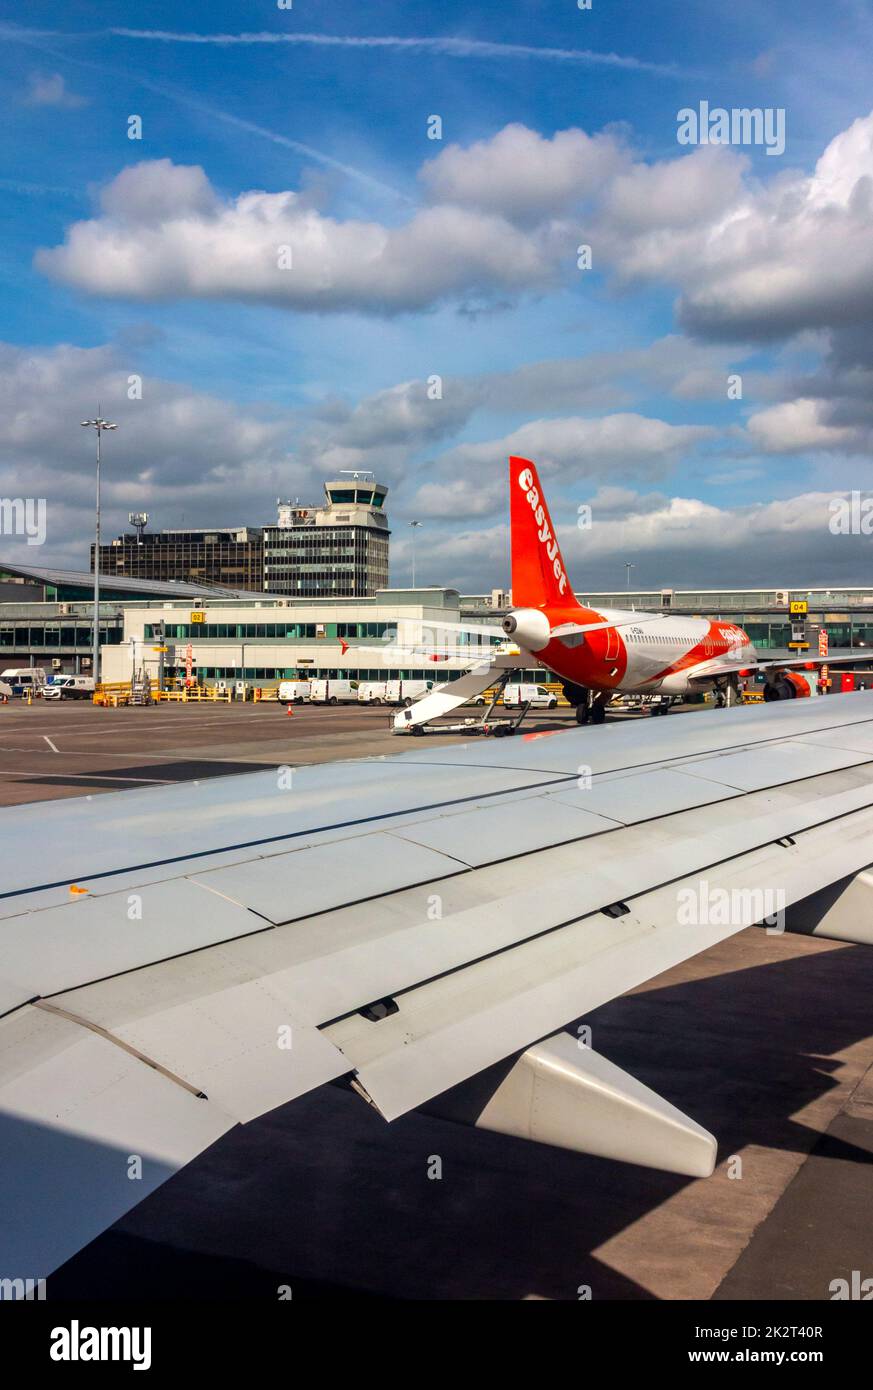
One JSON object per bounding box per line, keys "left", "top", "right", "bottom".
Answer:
{"left": 1, "top": 1, "right": 872, "bottom": 589}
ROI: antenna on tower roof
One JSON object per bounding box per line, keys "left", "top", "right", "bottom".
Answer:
{"left": 128, "top": 512, "right": 149, "bottom": 544}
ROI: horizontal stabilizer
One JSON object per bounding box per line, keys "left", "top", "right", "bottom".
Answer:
{"left": 472, "top": 1031, "right": 717, "bottom": 1178}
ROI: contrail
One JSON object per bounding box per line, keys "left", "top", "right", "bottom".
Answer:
{"left": 138, "top": 79, "right": 413, "bottom": 203}
{"left": 0, "top": 26, "right": 410, "bottom": 203}
{"left": 110, "top": 29, "right": 678, "bottom": 75}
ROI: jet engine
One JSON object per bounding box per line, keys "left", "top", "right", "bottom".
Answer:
{"left": 763, "top": 671, "right": 811, "bottom": 700}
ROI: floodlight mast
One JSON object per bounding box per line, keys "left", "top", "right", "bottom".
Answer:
{"left": 80, "top": 409, "right": 117, "bottom": 684}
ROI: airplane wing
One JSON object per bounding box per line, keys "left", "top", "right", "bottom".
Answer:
{"left": 690, "top": 648, "right": 867, "bottom": 682}
{"left": 4, "top": 696, "right": 873, "bottom": 1274}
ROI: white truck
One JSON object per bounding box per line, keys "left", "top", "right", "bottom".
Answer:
{"left": 502, "top": 682, "right": 558, "bottom": 709}
{"left": 278, "top": 679, "right": 311, "bottom": 703}
{"left": 385, "top": 679, "right": 435, "bottom": 707}
{"left": 308, "top": 678, "right": 359, "bottom": 704}
{"left": 0, "top": 667, "right": 47, "bottom": 697}
{"left": 43, "top": 675, "right": 95, "bottom": 701}
{"left": 357, "top": 681, "right": 388, "bottom": 704}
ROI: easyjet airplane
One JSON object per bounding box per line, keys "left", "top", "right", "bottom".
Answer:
{"left": 393, "top": 455, "right": 857, "bottom": 732}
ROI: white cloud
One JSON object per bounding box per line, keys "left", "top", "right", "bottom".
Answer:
{"left": 0, "top": 342, "right": 301, "bottom": 566}
{"left": 746, "top": 398, "right": 857, "bottom": 453}
{"left": 408, "top": 488, "right": 872, "bottom": 591}
{"left": 406, "top": 414, "right": 714, "bottom": 519}
{"left": 600, "top": 145, "right": 746, "bottom": 235}
{"left": 24, "top": 72, "right": 86, "bottom": 109}
{"left": 37, "top": 160, "right": 559, "bottom": 315}
{"left": 35, "top": 111, "right": 873, "bottom": 339}
{"left": 420, "top": 123, "right": 626, "bottom": 224}
{"left": 654, "top": 113, "right": 873, "bottom": 341}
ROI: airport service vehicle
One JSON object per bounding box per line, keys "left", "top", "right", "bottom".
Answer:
{"left": 391, "top": 457, "right": 862, "bottom": 735}
{"left": 385, "top": 678, "right": 434, "bottom": 707}
{"left": 308, "top": 678, "right": 358, "bottom": 705}
{"left": 277, "top": 680, "right": 311, "bottom": 704}
{"left": 502, "top": 682, "right": 557, "bottom": 709}
{"left": 357, "top": 681, "right": 388, "bottom": 704}
{"left": 5, "top": 691, "right": 873, "bottom": 1278}
{"left": 0, "top": 667, "right": 47, "bottom": 697}
{"left": 43, "top": 676, "right": 95, "bottom": 701}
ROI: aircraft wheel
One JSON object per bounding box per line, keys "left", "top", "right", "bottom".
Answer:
{"left": 591, "top": 702, "right": 606, "bottom": 725}
{"left": 575, "top": 704, "right": 590, "bottom": 724}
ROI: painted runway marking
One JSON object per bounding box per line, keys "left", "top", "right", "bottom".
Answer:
{"left": 43, "top": 735, "right": 60, "bottom": 753}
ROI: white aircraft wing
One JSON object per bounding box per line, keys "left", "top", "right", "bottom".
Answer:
{"left": 4, "top": 695, "right": 873, "bottom": 1274}
{"left": 690, "top": 648, "right": 866, "bottom": 682}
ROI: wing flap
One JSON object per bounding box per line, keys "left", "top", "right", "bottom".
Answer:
{"left": 330, "top": 807, "right": 873, "bottom": 1120}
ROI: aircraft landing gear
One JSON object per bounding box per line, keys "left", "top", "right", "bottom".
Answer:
{"left": 714, "top": 676, "right": 741, "bottom": 708}
{"left": 590, "top": 694, "right": 608, "bottom": 725}
{"left": 574, "top": 690, "right": 608, "bottom": 724}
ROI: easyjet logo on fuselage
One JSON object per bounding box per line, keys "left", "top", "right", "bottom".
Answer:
{"left": 517, "top": 468, "right": 568, "bottom": 597}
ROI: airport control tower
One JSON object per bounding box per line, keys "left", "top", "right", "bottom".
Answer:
{"left": 263, "top": 473, "right": 390, "bottom": 598}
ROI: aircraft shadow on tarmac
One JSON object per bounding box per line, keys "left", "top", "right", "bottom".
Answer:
{"left": 47, "top": 936, "right": 873, "bottom": 1301}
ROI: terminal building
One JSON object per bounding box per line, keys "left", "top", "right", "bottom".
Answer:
{"left": 93, "top": 524, "right": 264, "bottom": 591}
{"left": 91, "top": 475, "right": 390, "bottom": 600}
{"left": 3, "top": 562, "right": 873, "bottom": 687}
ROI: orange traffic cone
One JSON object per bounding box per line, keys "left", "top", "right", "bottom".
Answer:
{"left": 286, "top": 704, "right": 293, "bottom": 717}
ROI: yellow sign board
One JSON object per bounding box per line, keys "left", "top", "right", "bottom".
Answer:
{"left": 788, "top": 640, "right": 809, "bottom": 650}
{"left": 789, "top": 600, "right": 808, "bottom": 616}
{"left": 190, "top": 611, "right": 205, "bottom": 624}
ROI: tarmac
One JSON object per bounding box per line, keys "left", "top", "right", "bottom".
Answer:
{"left": 2, "top": 698, "right": 871, "bottom": 1300}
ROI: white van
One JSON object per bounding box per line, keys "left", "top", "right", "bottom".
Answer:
{"left": 309, "top": 678, "right": 359, "bottom": 704}
{"left": 278, "top": 679, "right": 311, "bottom": 703}
{"left": 502, "top": 683, "right": 557, "bottom": 709}
{"left": 44, "top": 675, "right": 95, "bottom": 701}
{"left": 357, "top": 681, "right": 388, "bottom": 704}
{"left": 0, "top": 667, "right": 47, "bottom": 696}
{"left": 386, "top": 679, "right": 434, "bottom": 707}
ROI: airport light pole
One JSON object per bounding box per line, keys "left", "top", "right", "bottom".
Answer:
{"left": 81, "top": 410, "right": 117, "bottom": 685}
{"left": 409, "top": 520, "right": 422, "bottom": 588}
{"left": 625, "top": 561, "right": 635, "bottom": 590}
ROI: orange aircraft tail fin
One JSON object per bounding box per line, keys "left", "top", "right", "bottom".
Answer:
{"left": 509, "top": 455, "right": 580, "bottom": 611}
